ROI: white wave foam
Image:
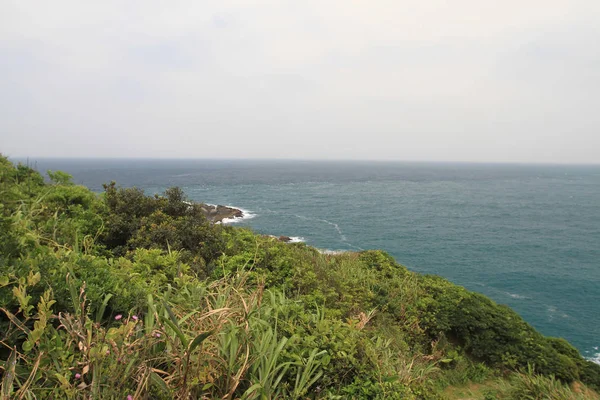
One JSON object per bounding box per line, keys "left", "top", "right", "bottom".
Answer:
{"left": 318, "top": 249, "right": 350, "bottom": 255}
{"left": 293, "top": 214, "right": 311, "bottom": 221}
{"left": 292, "top": 214, "right": 351, "bottom": 243}
{"left": 586, "top": 350, "right": 600, "bottom": 365}
{"left": 321, "top": 218, "right": 347, "bottom": 241}
{"left": 216, "top": 206, "right": 257, "bottom": 224}
{"left": 546, "top": 305, "right": 569, "bottom": 320}
{"left": 221, "top": 209, "right": 256, "bottom": 224}
{"left": 506, "top": 292, "right": 528, "bottom": 299}
{"left": 265, "top": 235, "right": 305, "bottom": 243}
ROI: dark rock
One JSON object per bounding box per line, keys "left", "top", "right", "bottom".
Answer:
{"left": 200, "top": 204, "right": 244, "bottom": 223}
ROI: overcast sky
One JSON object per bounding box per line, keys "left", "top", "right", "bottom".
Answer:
{"left": 1, "top": 1, "right": 599, "bottom": 163}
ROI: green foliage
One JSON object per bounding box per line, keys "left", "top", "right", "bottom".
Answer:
{"left": 499, "top": 365, "right": 596, "bottom": 400}
{"left": 0, "top": 155, "right": 598, "bottom": 399}
{"left": 410, "top": 274, "right": 596, "bottom": 385}
{"left": 100, "top": 181, "right": 225, "bottom": 275}
{"left": 47, "top": 170, "right": 73, "bottom": 185}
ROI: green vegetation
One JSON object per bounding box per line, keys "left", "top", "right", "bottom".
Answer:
{"left": 1, "top": 155, "right": 599, "bottom": 399}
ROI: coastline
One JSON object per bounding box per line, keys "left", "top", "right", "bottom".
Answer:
{"left": 205, "top": 204, "right": 307, "bottom": 244}
{"left": 203, "top": 203, "right": 600, "bottom": 366}
{"left": 201, "top": 204, "right": 252, "bottom": 224}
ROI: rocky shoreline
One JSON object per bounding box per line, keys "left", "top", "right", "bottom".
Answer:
{"left": 199, "top": 204, "right": 244, "bottom": 223}
{"left": 268, "top": 235, "right": 294, "bottom": 243}
{"left": 200, "top": 204, "right": 302, "bottom": 244}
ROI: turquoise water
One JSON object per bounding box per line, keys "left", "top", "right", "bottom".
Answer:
{"left": 27, "top": 159, "right": 600, "bottom": 361}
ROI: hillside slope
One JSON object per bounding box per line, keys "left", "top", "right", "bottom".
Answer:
{"left": 1, "top": 155, "right": 599, "bottom": 399}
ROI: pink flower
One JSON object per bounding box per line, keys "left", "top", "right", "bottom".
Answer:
{"left": 132, "top": 315, "right": 138, "bottom": 321}
{"left": 115, "top": 314, "right": 122, "bottom": 321}
{"left": 75, "top": 373, "right": 81, "bottom": 379}
{"left": 155, "top": 332, "right": 161, "bottom": 338}
{"left": 127, "top": 396, "right": 133, "bottom": 400}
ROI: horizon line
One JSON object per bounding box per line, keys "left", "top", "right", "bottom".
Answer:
{"left": 7, "top": 155, "right": 600, "bottom": 167}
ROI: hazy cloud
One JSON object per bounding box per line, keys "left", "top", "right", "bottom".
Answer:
{"left": 1, "top": 0, "right": 599, "bottom": 163}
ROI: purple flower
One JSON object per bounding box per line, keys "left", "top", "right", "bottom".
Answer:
{"left": 132, "top": 315, "right": 138, "bottom": 321}
{"left": 75, "top": 373, "right": 81, "bottom": 379}
{"left": 115, "top": 314, "right": 122, "bottom": 321}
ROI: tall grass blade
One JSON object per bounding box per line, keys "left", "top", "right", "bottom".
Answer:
{"left": 162, "top": 300, "right": 188, "bottom": 348}
{"left": 189, "top": 331, "right": 213, "bottom": 353}
{"left": 95, "top": 293, "right": 113, "bottom": 323}
{"left": 163, "top": 318, "right": 188, "bottom": 348}
{"left": 149, "top": 371, "right": 171, "bottom": 397}
{"left": 1, "top": 347, "right": 17, "bottom": 400}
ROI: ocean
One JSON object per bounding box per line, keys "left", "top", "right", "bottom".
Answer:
{"left": 22, "top": 158, "right": 600, "bottom": 362}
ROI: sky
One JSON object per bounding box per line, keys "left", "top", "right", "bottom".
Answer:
{"left": 1, "top": 1, "right": 599, "bottom": 163}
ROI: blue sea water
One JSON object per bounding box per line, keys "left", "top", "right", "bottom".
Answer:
{"left": 23, "top": 158, "right": 600, "bottom": 362}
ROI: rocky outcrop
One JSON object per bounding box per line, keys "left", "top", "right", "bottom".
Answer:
{"left": 200, "top": 204, "right": 244, "bottom": 223}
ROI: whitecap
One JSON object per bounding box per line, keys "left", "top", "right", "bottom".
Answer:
{"left": 321, "top": 218, "right": 347, "bottom": 241}
{"left": 291, "top": 213, "right": 363, "bottom": 249}
{"left": 220, "top": 207, "right": 257, "bottom": 224}
{"left": 506, "top": 292, "right": 528, "bottom": 300}
{"left": 586, "top": 351, "right": 600, "bottom": 365}
{"left": 288, "top": 236, "right": 305, "bottom": 243}
{"left": 546, "top": 305, "right": 569, "bottom": 320}
{"left": 547, "top": 306, "right": 557, "bottom": 321}
{"left": 318, "top": 249, "right": 350, "bottom": 255}
{"left": 292, "top": 214, "right": 346, "bottom": 240}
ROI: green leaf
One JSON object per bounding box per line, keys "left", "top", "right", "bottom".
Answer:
{"left": 178, "top": 310, "right": 200, "bottom": 325}
{"left": 163, "top": 318, "right": 188, "bottom": 349}
{"left": 123, "top": 357, "right": 139, "bottom": 377}
{"left": 161, "top": 300, "right": 188, "bottom": 348}
{"left": 243, "top": 383, "right": 263, "bottom": 396}
{"left": 149, "top": 372, "right": 171, "bottom": 396}
{"left": 54, "top": 373, "right": 71, "bottom": 390}
{"left": 95, "top": 293, "right": 113, "bottom": 323}
{"left": 66, "top": 272, "right": 81, "bottom": 317}
{"left": 22, "top": 340, "right": 33, "bottom": 353}
{"left": 188, "top": 331, "right": 213, "bottom": 353}
{"left": 145, "top": 294, "right": 156, "bottom": 334}
{"left": 162, "top": 300, "right": 179, "bottom": 329}
{"left": 1, "top": 347, "right": 17, "bottom": 400}
{"left": 27, "top": 271, "right": 41, "bottom": 286}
